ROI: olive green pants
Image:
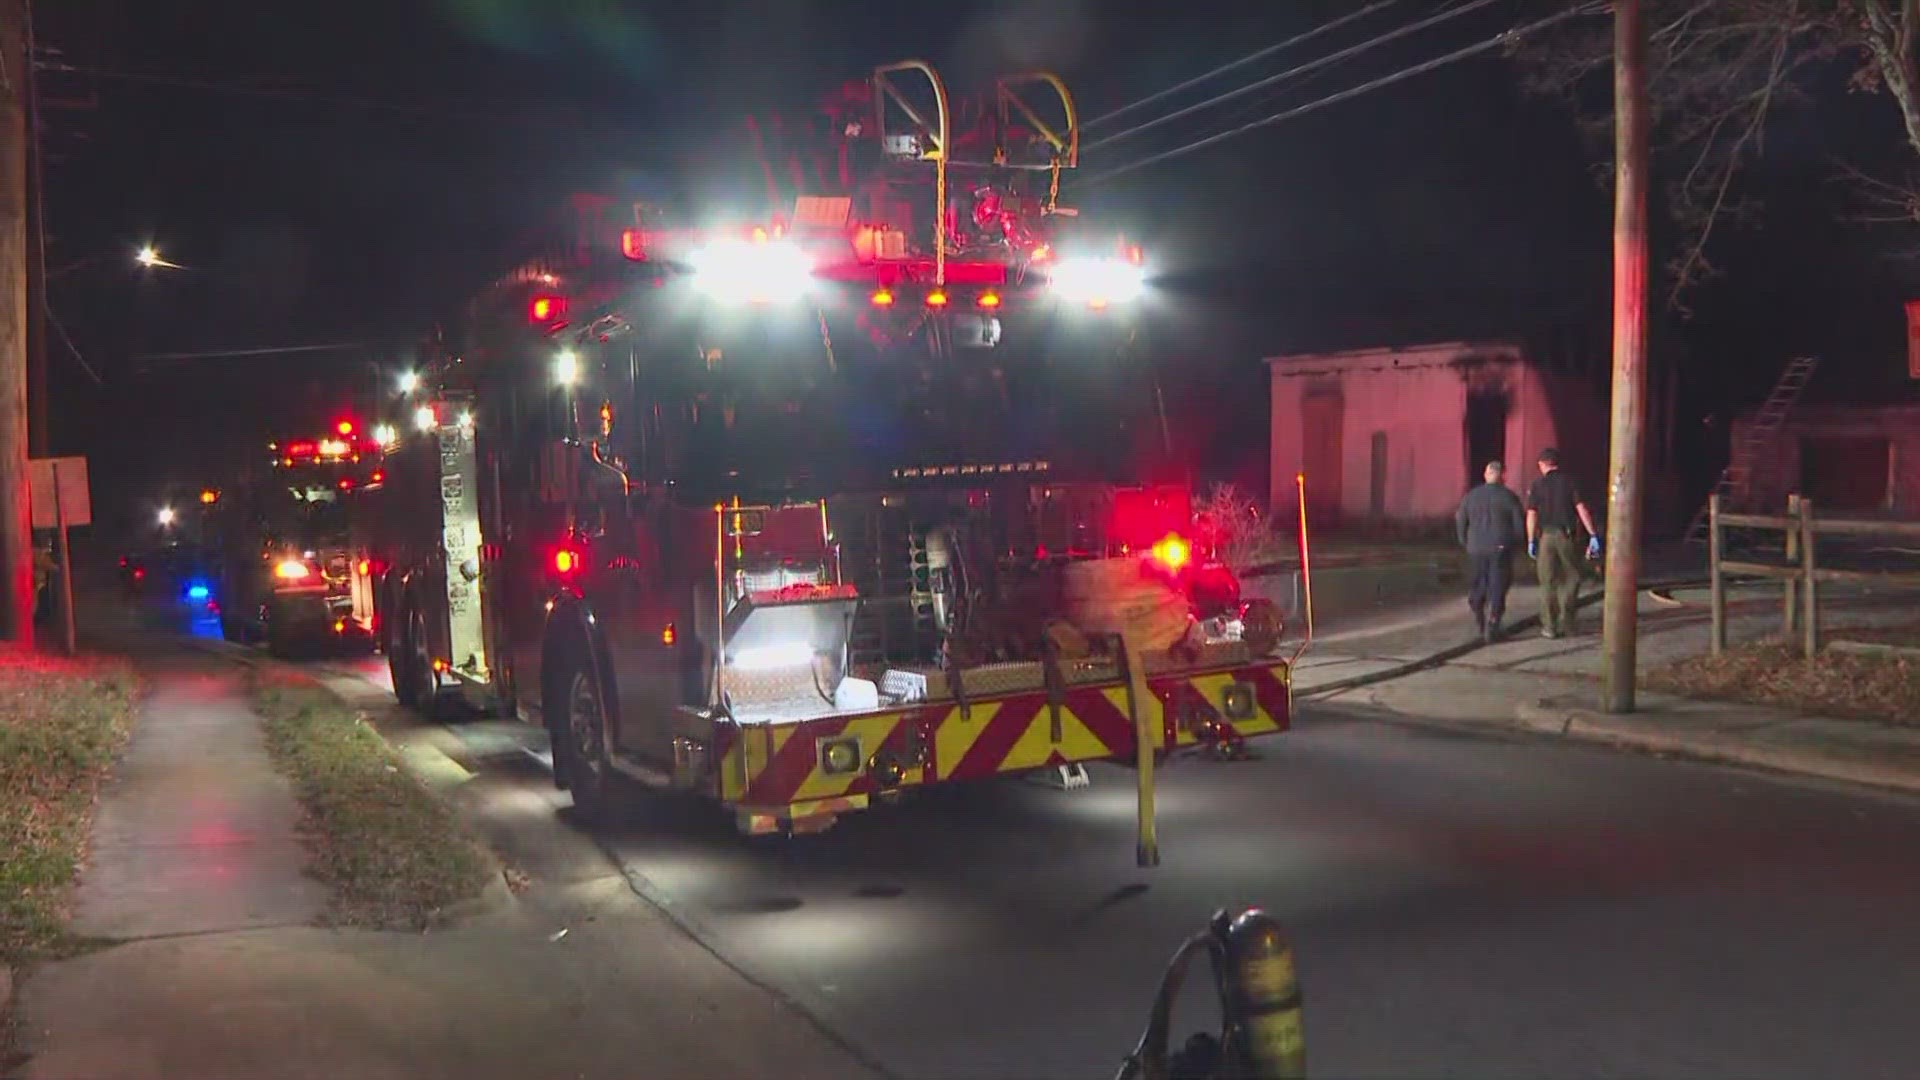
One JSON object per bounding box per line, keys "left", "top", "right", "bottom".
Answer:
{"left": 1536, "top": 531, "right": 1583, "bottom": 635}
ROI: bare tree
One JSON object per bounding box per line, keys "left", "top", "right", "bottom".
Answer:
{"left": 1192, "top": 482, "right": 1281, "bottom": 577}
{"left": 1519, "top": 0, "right": 1920, "bottom": 308}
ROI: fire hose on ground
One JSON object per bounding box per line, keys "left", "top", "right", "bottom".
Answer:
{"left": 1293, "top": 576, "right": 1710, "bottom": 703}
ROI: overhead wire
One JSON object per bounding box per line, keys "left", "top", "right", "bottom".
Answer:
{"left": 1081, "top": 2, "right": 1607, "bottom": 188}
{"left": 1083, "top": 0, "right": 1508, "bottom": 153}
{"left": 1081, "top": 0, "right": 1404, "bottom": 131}
{"left": 33, "top": 61, "right": 648, "bottom": 140}
{"left": 134, "top": 340, "right": 408, "bottom": 362}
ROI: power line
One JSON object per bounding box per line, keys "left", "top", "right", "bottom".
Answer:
{"left": 134, "top": 340, "right": 402, "bottom": 362}
{"left": 33, "top": 61, "right": 646, "bottom": 139}
{"left": 1082, "top": 2, "right": 1605, "bottom": 187}
{"left": 1081, "top": 0, "right": 1404, "bottom": 131}
{"left": 1084, "top": 0, "right": 1507, "bottom": 154}
{"left": 43, "top": 305, "right": 100, "bottom": 385}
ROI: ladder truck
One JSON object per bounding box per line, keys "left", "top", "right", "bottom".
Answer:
{"left": 359, "top": 61, "right": 1297, "bottom": 836}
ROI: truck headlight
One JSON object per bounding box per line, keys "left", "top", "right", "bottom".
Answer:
{"left": 690, "top": 239, "right": 812, "bottom": 305}
{"left": 274, "top": 559, "right": 313, "bottom": 582}
{"left": 1048, "top": 257, "right": 1145, "bottom": 308}
{"left": 819, "top": 736, "right": 862, "bottom": 776}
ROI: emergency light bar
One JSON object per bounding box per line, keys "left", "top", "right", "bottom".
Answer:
{"left": 1048, "top": 256, "right": 1145, "bottom": 308}
{"left": 689, "top": 236, "right": 812, "bottom": 305}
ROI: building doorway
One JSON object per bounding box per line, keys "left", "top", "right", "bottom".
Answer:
{"left": 1300, "top": 379, "right": 1345, "bottom": 526}
{"left": 1465, "top": 385, "right": 1510, "bottom": 488}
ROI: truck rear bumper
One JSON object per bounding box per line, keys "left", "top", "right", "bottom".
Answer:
{"left": 715, "top": 659, "right": 1289, "bottom": 832}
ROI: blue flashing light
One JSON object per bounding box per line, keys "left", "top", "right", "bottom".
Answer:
{"left": 186, "top": 583, "right": 211, "bottom": 602}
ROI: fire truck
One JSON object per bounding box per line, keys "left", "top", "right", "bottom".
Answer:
{"left": 361, "top": 62, "right": 1294, "bottom": 835}
{"left": 216, "top": 422, "right": 385, "bottom": 657}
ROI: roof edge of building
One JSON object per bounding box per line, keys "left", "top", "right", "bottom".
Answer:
{"left": 1264, "top": 339, "right": 1525, "bottom": 375}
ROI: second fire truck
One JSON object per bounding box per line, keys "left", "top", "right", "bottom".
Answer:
{"left": 361, "top": 61, "right": 1295, "bottom": 834}
{"left": 216, "top": 423, "right": 384, "bottom": 657}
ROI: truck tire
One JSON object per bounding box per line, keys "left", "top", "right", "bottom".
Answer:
{"left": 548, "top": 643, "right": 621, "bottom": 831}
{"left": 266, "top": 615, "right": 297, "bottom": 659}
{"left": 398, "top": 608, "right": 441, "bottom": 718}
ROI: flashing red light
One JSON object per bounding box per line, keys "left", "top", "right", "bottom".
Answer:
{"left": 132, "top": 567, "right": 146, "bottom": 581}
{"left": 553, "top": 547, "right": 581, "bottom": 575}
{"left": 529, "top": 295, "right": 568, "bottom": 324}
{"left": 977, "top": 291, "right": 1002, "bottom": 309}
{"left": 1150, "top": 533, "right": 1192, "bottom": 572}
{"left": 925, "top": 289, "right": 949, "bottom": 308}
{"left": 620, "top": 228, "right": 647, "bottom": 261}
{"left": 870, "top": 289, "right": 895, "bottom": 307}
{"left": 286, "top": 440, "right": 318, "bottom": 458}
{"left": 335, "top": 419, "right": 355, "bottom": 436}
{"left": 370, "top": 471, "right": 384, "bottom": 484}
{"left": 338, "top": 478, "right": 355, "bottom": 490}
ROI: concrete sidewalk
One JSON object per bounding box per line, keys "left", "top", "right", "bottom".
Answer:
{"left": 66, "top": 658, "right": 326, "bottom": 939}
{"left": 1295, "top": 582, "right": 1920, "bottom": 798}
{"left": 12, "top": 647, "right": 884, "bottom": 1080}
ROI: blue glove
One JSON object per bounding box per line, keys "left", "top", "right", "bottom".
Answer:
{"left": 1586, "top": 536, "right": 1602, "bottom": 559}
{"left": 1527, "top": 540, "right": 1537, "bottom": 560}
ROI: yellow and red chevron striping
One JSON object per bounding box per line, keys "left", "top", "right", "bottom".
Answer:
{"left": 719, "top": 659, "right": 1289, "bottom": 811}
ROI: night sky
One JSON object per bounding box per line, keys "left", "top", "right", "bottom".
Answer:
{"left": 32, "top": 0, "right": 1920, "bottom": 533}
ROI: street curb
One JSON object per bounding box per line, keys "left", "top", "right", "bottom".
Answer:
{"left": 1511, "top": 699, "right": 1920, "bottom": 797}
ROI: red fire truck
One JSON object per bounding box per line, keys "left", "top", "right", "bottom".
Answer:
{"left": 360, "top": 62, "right": 1293, "bottom": 834}
{"left": 217, "top": 422, "right": 385, "bottom": 657}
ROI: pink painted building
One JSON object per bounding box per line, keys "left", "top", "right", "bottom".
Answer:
{"left": 1266, "top": 340, "right": 1680, "bottom": 530}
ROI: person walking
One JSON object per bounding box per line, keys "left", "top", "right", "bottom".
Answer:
{"left": 1525, "top": 447, "right": 1600, "bottom": 638}
{"left": 1455, "top": 459, "right": 1525, "bottom": 642}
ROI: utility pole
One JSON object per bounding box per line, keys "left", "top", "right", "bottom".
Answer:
{"left": 24, "top": 0, "right": 43, "bottom": 457}
{"left": 0, "top": 0, "right": 32, "bottom": 647}
{"left": 1601, "top": 0, "right": 1649, "bottom": 712}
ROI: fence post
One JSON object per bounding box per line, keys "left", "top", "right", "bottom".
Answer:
{"left": 1799, "top": 496, "right": 1819, "bottom": 659}
{"left": 1708, "top": 492, "right": 1725, "bottom": 655}
{"left": 1783, "top": 493, "right": 1800, "bottom": 636}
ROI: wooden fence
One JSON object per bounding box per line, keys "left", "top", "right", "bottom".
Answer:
{"left": 1708, "top": 493, "right": 1920, "bottom": 658}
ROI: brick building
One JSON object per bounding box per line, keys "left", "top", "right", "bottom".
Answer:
{"left": 1732, "top": 396, "right": 1920, "bottom": 516}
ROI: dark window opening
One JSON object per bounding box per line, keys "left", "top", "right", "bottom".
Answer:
{"left": 1799, "top": 435, "right": 1890, "bottom": 512}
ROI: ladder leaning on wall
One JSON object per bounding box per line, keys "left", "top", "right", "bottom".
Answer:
{"left": 1683, "top": 355, "right": 1820, "bottom": 545}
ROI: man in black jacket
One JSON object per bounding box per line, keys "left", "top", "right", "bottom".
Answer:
{"left": 1454, "top": 459, "right": 1526, "bottom": 642}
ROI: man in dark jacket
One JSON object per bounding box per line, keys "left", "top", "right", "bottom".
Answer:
{"left": 1454, "top": 459, "right": 1526, "bottom": 642}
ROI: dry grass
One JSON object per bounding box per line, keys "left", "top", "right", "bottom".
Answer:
{"left": 1647, "top": 622, "right": 1920, "bottom": 724}
{"left": 250, "top": 671, "right": 491, "bottom": 929}
{"left": 0, "top": 653, "right": 137, "bottom": 962}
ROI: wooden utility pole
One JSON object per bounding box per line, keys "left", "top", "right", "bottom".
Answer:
{"left": 1601, "top": 0, "right": 1649, "bottom": 712}
{"left": 24, "top": 0, "right": 43, "bottom": 457}
{"left": 0, "top": 0, "right": 34, "bottom": 647}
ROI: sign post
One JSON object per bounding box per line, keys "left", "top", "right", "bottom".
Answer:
{"left": 29, "top": 456, "right": 89, "bottom": 655}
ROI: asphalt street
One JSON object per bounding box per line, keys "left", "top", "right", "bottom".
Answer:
{"left": 318, "top": 652, "right": 1920, "bottom": 1080}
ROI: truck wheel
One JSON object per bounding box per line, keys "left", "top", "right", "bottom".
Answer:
{"left": 266, "top": 618, "right": 296, "bottom": 660}
{"left": 550, "top": 648, "right": 620, "bottom": 831}
{"left": 400, "top": 608, "right": 440, "bottom": 717}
